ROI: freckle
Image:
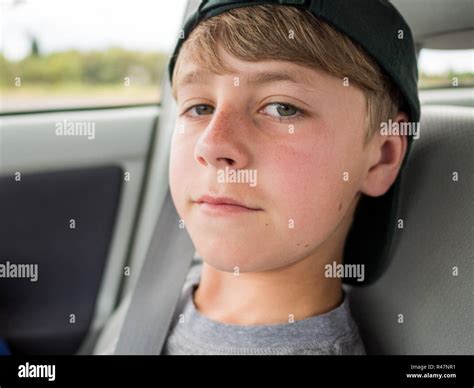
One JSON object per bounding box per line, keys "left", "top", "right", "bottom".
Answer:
{"left": 338, "top": 203, "right": 342, "bottom": 211}
{"left": 297, "top": 243, "right": 300, "bottom": 246}
{"left": 265, "top": 223, "right": 268, "bottom": 227}
{"left": 304, "top": 244, "right": 309, "bottom": 248}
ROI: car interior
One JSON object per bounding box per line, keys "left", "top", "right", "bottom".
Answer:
{"left": 0, "top": 0, "right": 472, "bottom": 355}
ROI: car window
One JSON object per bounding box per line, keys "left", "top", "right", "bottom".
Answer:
{"left": 0, "top": 0, "right": 188, "bottom": 113}
{"left": 418, "top": 49, "right": 474, "bottom": 89}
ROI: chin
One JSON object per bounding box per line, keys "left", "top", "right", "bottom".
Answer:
{"left": 197, "top": 243, "right": 286, "bottom": 274}
{"left": 199, "top": 247, "right": 251, "bottom": 272}
{"left": 203, "top": 259, "right": 272, "bottom": 274}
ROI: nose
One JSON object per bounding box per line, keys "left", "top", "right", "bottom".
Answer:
{"left": 194, "top": 108, "right": 250, "bottom": 170}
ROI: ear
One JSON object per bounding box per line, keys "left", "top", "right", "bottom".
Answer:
{"left": 360, "top": 112, "right": 409, "bottom": 197}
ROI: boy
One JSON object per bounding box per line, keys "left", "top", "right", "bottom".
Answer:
{"left": 95, "top": 0, "right": 420, "bottom": 355}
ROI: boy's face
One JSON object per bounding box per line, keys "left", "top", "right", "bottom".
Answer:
{"left": 170, "top": 45, "right": 376, "bottom": 273}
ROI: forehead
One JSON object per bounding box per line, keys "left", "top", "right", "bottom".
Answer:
{"left": 173, "top": 47, "right": 323, "bottom": 94}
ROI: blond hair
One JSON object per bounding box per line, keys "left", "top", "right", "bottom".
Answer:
{"left": 172, "top": 5, "right": 402, "bottom": 142}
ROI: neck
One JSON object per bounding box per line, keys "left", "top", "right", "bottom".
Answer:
{"left": 193, "top": 254, "right": 343, "bottom": 326}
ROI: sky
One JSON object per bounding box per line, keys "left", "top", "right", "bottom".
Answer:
{"left": 0, "top": 0, "right": 188, "bottom": 59}
{"left": 0, "top": 0, "right": 472, "bottom": 76}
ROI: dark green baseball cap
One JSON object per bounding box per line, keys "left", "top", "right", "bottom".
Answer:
{"left": 168, "top": 0, "right": 421, "bottom": 285}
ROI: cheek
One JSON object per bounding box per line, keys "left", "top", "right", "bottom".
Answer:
{"left": 260, "top": 136, "right": 355, "bottom": 247}
{"left": 169, "top": 128, "right": 196, "bottom": 215}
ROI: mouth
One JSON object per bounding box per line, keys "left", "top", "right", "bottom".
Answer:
{"left": 194, "top": 195, "right": 262, "bottom": 215}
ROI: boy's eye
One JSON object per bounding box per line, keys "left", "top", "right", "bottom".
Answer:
{"left": 261, "top": 103, "right": 301, "bottom": 119}
{"left": 183, "top": 102, "right": 302, "bottom": 121}
{"left": 187, "top": 104, "right": 215, "bottom": 116}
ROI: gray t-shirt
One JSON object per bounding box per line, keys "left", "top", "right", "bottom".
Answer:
{"left": 162, "top": 263, "right": 365, "bottom": 355}
{"left": 94, "top": 260, "right": 365, "bottom": 355}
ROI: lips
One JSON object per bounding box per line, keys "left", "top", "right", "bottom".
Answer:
{"left": 195, "top": 195, "right": 260, "bottom": 210}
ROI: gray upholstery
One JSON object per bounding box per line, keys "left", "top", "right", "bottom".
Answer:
{"left": 349, "top": 105, "right": 474, "bottom": 355}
